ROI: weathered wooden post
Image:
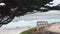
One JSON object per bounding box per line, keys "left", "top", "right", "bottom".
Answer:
{"left": 37, "top": 21, "right": 48, "bottom": 31}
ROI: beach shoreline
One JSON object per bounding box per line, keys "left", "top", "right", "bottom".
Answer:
{"left": 0, "top": 28, "right": 30, "bottom": 34}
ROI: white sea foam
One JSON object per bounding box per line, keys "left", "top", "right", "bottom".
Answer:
{"left": 0, "top": 28, "right": 30, "bottom": 34}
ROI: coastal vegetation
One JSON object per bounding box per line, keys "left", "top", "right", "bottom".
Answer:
{"left": 20, "top": 28, "right": 35, "bottom": 34}
{"left": 0, "top": 0, "right": 54, "bottom": 27}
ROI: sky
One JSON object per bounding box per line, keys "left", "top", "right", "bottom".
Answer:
{"left": 1, "top": 0, "right": 60, "bottom": 28}
{"left": 46, "top": 0, "right": 60, "bottom": 7}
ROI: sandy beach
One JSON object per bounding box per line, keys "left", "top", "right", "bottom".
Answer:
{"left": 0, "top": 28, "right": 30, "bottom": 34}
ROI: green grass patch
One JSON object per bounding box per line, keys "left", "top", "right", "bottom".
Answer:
{"left": 20, "top": 28, "right": 35, "bottom": 34}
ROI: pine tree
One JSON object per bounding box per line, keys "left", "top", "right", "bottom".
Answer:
{"left": 0, "top": 0, "right": 58, "bottom": 27}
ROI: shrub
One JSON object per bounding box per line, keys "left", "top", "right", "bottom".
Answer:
{"left": 20, "top": 28, "right": 34, "bottom": 34}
